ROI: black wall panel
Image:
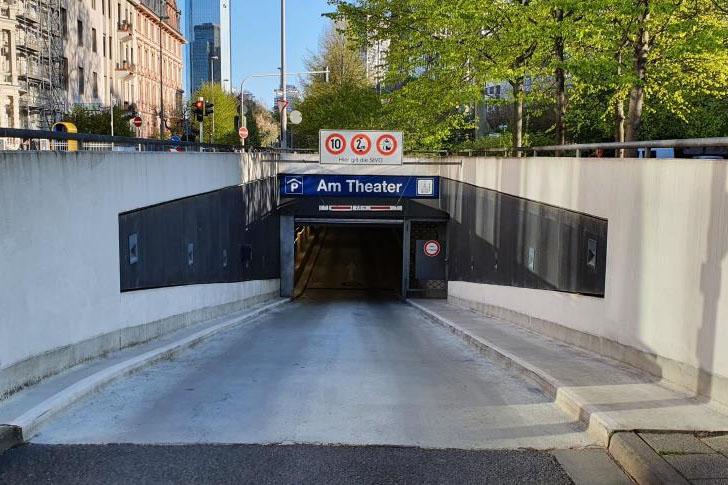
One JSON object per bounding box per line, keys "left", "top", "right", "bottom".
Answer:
{"left": 440, "top": 178, "right": 607, "bottom": 297}
{"left": 119, "top": 178, "right": 279, "bottom": 292}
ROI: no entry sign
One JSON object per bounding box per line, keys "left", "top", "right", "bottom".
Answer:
{"left": 132, "top": 116, "right": 142, "bottom": 128}
{"left": 320, "top": 130, "right": 403, "bottom": 165}
{"left": 239, "top": 127, "right": 249, "bottom": 139}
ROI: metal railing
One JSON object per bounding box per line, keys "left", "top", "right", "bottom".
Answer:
{"left": 0, "top": 127, "right": 240, "bottom": 152}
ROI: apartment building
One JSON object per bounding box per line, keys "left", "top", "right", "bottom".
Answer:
{"left": 0, "top": 0, "right": 185, "bottom": 139}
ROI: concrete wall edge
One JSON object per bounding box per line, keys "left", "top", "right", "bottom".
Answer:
{"left": 0, "top": 284, "right": 280, "bottom": 401}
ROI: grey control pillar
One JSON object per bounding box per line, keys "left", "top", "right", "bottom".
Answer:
{"left": 401, "top": 219, "right": 411, "bottom": 300}
{"left": 280, "top": 215, "right": 294, "bottom": 298}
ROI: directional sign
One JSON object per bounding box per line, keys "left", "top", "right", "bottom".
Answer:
{"left": 320, "top": 130, "right": 403, "bottom": 165}
{"left": 239, "top": 126, "right": 249, "bottom": 139}
{"left": 170, "top": 135, "right": 181, "bottom": 144}
{"left": 277, "top": 99, "right": 290, "bottom": 113}
{"left": 279, "top": 174, "right": 438, "bottom": 199}
{"left": 132, "top": 116, "right": 142, "bottom": 128}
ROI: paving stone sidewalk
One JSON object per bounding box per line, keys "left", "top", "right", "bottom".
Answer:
{"left": 639, "top": 432, "right": 728, "bottom": 483}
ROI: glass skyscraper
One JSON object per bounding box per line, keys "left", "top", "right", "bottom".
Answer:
{"left": 184, "top": 0, "right": 231, "bottom": 93}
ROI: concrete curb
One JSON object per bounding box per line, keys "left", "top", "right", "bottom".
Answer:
{"left": 5, "top": 298, "right": 289, "bottom": 443}
{"left": 0, "top": 425, "right": 22, "bottom": 455}
{"left": 608, "top": 432, "right": 689, "bottom": 485}
{"left": 407, "top": 300, "right": 618, "bottom": 445}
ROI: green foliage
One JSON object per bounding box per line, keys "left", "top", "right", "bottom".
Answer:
{"left": 64, "top": 106, "right": 134, "bottom": 137}
{"left": 243, "top": 94, "right": 278, "bottom": 147}
{"left": 191, "top": 83, "right": 241, "bottom": 144}
{"left": 330, "top": 0, "right": 728, "bottom": 148}
{"left": 294, "top": 26, "right": 383, "bottom": 149}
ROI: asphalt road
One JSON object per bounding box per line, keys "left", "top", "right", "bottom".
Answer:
{"left": 0, "top": 443, "right": 573, "bottom": 484}
{"left": 29, "top": 297, "right": 591, "bottom": 449}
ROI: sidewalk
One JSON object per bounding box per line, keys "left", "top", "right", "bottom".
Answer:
{"left": 409, "top": 299, "right": 728, "bottom": 483}
{"left": 0, "top": 298, "right": 288, "bottom": 451}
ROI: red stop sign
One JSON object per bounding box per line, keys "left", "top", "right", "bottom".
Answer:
{"left": 239, "top": 127, "right": 249, "bottom": 139}
{"left": 132, "top": 116, "right": 142, "bottom": 128}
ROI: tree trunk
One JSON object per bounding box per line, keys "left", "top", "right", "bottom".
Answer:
{"left": 625, "top": 0, "right": 650, "bottom": 156}
{"left": 554, "top": 9, "right": 566, "bottom": 155}
{"left": 614, "top": 97, "right": 626, "bottom": 157}
{"left": 511, "top": 78, "right": 524, "bottom": 156}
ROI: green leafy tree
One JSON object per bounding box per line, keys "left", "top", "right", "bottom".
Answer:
{"left": 294, "top": 26, "right": 382, "bottom": 149}
{"left": 64, "top": 106, "right": 134, "bottom": 137}
{"left": 242, "top": 93, "right": 279, "bottom": 147}
{"left": 191, "top": 82, "right": 241, "bottom": 144}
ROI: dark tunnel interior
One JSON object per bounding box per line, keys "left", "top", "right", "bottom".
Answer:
{"left": 293, "top": 224, "right": 404, "bottom": 299}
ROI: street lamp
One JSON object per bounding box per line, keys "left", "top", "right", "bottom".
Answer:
{"left": 238, "top": 67, "right": 329, "bottom": 147}
{"left": 209, "top": 55, "right": 219, "bottom": 143}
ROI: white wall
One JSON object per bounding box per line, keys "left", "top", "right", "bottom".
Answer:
{"left": 436, "top": 155, "right": 728, "bottom": 402}
{"left": 0, "top": 151, "right": 278, "bottom": 384}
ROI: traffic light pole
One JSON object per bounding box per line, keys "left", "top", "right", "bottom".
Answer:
{"left": 280, "top": 0, "right": 287, "bottom": 149}
{"left": 199, "top": 120, "right": 203, "bottom": 152}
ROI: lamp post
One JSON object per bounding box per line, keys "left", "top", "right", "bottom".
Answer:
{"left": 280, "top": 0, "right": 287, "bottom": 149}
{"left": 209, "top": 55, "right": 218, "bottom": 143}
{"left": 158, "top": 12, "right": 169, "bottom": 140}
{"left": 238, "top": 67, "right": 328, "bottom": 147}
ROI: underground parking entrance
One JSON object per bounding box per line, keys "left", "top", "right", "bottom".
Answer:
{"left": 278, "top": 196, "right": 450, "bottom": 300}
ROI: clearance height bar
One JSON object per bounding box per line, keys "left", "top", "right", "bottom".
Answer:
{"left": 279, "top": 174, "right": 439, "bottom": 199}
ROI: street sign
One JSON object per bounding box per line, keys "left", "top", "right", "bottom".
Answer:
{"left": 170, "top": 135, "right": 181, "bottom": 144}
{"left": 239, "top": 126, "right": 249, "bottom": 139}
{"left": 279, "top": 174, "right": 438, "bottom": 199}
{"left": 132, "top": 116, "right": 142, "bottom": 128}
{"left": 319, "top": 130, "right": 403, "bottom": 165}
{"left": 277, "top": 99, "right": 290, "bottom": 113}
{"left": 289, "top": 110, "right": 302, "bottom": 125}
{"left": 423, "top": 240, "right": 441, "bottom": 257}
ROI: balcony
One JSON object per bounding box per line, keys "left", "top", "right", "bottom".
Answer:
{"left": 115, "top": 61, "right": 136, "bottom": 77}
{"left": 118, "top": 20, "right": 133, "bottom": 41}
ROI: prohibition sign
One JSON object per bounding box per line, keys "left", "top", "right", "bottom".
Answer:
{"left": 351, "top": 133, "right": 372, "bottom": 156}
{"left": 325, "top": 133, "right": 347, "bottom": 155}
{"left": 424, "top": 240, "right": 441, "bottom": 257}
{"left": 376, "top": 134, "right": 398, "bottom": 156}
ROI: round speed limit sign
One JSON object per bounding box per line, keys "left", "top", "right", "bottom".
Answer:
{"left": 325, "top": 133, "right": 347, "bottom": 155}
{"left": 424, "top": 240, "right": 441, "bottom": 257}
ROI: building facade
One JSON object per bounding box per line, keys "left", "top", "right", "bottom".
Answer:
{"left": 189, "top": 22, "right": 218, "bottom": 94}
{"left": 0, "top": 0, "right": 185, "bottom": 140}
{"left": 184, "top": 0, "right": 229, "bottom": 93}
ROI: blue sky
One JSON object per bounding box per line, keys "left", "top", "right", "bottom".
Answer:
{"left": 231, "top": 0, "right": 333, "bottom": 108}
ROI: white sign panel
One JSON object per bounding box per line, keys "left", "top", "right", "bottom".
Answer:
{"left": 319, "top": 130, "right": 403, "bottom": 165}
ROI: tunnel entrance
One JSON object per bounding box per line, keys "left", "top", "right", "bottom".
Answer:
{"left": 293, "top": 222, "right": 404, "bottom": 299}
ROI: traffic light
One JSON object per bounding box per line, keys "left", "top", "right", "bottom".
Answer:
{"left": 194, "top": 99, "right": 204, "bottom": 122}
{"left": 205, "top": 102, "right": 214, "bottom": 116}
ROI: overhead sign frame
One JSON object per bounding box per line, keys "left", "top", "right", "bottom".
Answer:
{"left": 320, "top": 129, "right": 403, "bottom": 165}
{"left": 280, "top": 174, "right": 439, "bottom": 199}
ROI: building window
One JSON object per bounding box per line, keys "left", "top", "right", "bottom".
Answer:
{"left": 109, "top": 36, "right": 113, "bottom": 59}
{"left": 77, "top": 20, "right": 83, "bottom": 46}
{"left": 62, "top": 57, "right": 68, "bottom": 89}
{"left": 92, "top": 0, "right": 96, "bottom": 9}
{"left": 102, "top": 0, "right": 105, "bottom": 15}
{"left": 92, "top": 28, "right": 97, "bottom": 53}
{"left": 108, "top": 0, "right": 111, "bottom": 19}
{"left": 93, "top": 72, "right": 98, "bottom": 98}
{"left": 61, "top": 8, "right": 67, "bottom": 38}
{"left": 103, "top": 34, "right": 106, "bottom": 57}
{"left": 78, "top": 66, "right": 84, "bottom": 95}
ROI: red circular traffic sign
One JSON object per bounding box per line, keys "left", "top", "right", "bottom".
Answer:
{"left": 424, "top": 240, "right": 441, "bottom": 257}
{"left": 325, "top": 133, "right": 347, "bottom": 155}
{"left": 376, "top": 134, "right": 398, "bottom": 156}
{"left": 351, "top": 134, "right": 372, "bottom": 156}
{"left": 132, "top": 116, "right": 142, "bottom": 128}
{"left": 239, "top": 127, "right": 249, "bottom": 139}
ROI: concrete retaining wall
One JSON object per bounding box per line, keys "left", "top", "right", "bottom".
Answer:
{"left": 0, "top": 151, "right": 280, "bottom": 398}
{"left": 436, "top": 156, "right": 728, "bottom": 406}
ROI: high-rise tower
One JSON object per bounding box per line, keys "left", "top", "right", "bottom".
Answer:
{"left": 184, "top": 0, "right": 230, "bottom": 93}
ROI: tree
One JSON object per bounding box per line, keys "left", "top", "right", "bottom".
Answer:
{"left": 243, "top": 93, "right": 279, "bottom": 147}
{"left": 191, "top": 82, "right": 241, "bottom": 144}
{"left": 294, "top": 26, "right": 382, "bottom": 149}
{"left": 64, "top": 106, "right": 134, "bottom": 137}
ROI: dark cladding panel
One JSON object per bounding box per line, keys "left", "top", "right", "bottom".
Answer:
{"left": 119, "top": 179, "right": 279, "bottom": 292}
{"left": 440, "top": 178, "right": 607, "bottom": 297}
